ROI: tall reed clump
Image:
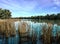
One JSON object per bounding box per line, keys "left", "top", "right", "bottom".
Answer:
{"left": 42, "top": 23, "right": 52, "bottom": 44}
{"left": 18, "top": 22, "right": 27, "bottom": 34}
{"left": 31, "top": 29, "right": 37, "bottom": 44}
{"left": 56, "top": 24, "right": 60, "bottom": 44}
{"left": 46, "top": 23, "right": 52, "bottom": 44}
{"left": 42, "top": 25, "right": 47, "bottom": 44}
{"left": 18, "top": 21, "right": 30, "bottom": 44}
{"left": 9, "top": 22, "right": 16, "bottom": 37}
{"left": 0, "top": 20, "right": 16, "bottom": 37}
{"left": 0, "top": 20, "right": 6, "bottom": 36}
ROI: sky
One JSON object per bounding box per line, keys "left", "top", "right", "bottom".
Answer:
{"left": 0, "top": 0, "right": 60, "bottom": 17}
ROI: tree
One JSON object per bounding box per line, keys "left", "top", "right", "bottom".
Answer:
{"left": 57, "top": 13, "right": 60, "bottom": 19}
{"left": 0, "top": 8, "right": 11, "bottom": 19}
{"left": 49, "top": 14, "right": 55, "bottom": 20}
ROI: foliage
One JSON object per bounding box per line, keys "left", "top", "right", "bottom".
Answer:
{"left": 30, "top": 13, "right": 60, "bottom": 20}
{"left": 18, "top": 13, "right": 60, "bottom": 20}
{"left": 0, "top": 8, "right": 11, "bottom": 19}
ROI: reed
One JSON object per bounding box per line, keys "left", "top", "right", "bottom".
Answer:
{"left": 42, "top": 23, "right": 53, "bottom": 44}
{"left": 9, "top": 22, "right": 16, "bottom": 37}
{"left": 56, "top": 24, "right": 60, "bottom": 44}
{"left": 31, "top": 29, "right": 37, "bottom": 44}
{"left": 18, "top": 21, "right": 30, "bottom": 44}
{"left": 18, "top": 22, "right": 27, "bottom": 35}
{"left": 46, "top": 23, "right": 52, "bottom": 44}
{"left": 42, "top": 25, "right": 47, "bottom": 44}
{"left": 0, "top": 20, "right": 16, "bottom": 37}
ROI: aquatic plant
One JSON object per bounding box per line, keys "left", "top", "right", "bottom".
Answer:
{"left": 46, "top": 23, "right": 53, "bottom": 44}
{"left": 18, "top": 21, "right": 31, "bottom": 44}
{"left": 0, "top": 20, "right": 16, "bottom": 37}
{"left": 41, "top": 23, "right": 53, "bottom": 44}
{"left": 31, "top": 29, "right": 37, "bottom": 44}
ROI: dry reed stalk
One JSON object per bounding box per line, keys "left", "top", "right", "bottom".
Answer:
{"left": 2, "top": 19, "right": 21, "bottom": 22}
{"left": 42, "top": 23, "right": 53, "bottom": 44}
{"left": 18, "top": 22, "right": 28, "bottom": 34}
{"left": 18, "top": 21, "right": 31, "bottom": 44}
{"left": 0, "top": 20, "right": 16, "bottom": 37}
{"left": 9, "top": 22, "right": 16, "bottom": 37}
{"left": 46, "top": 23, "right": 52, "bottom": 44}
{"left": 0, "top": 21, "right": 6, "bottom": 35}
{"left": 31, "top": 29, "right": 37, "bottom": 44}
{"left": 42, "top": 26, "right": 47, "bottom": 44}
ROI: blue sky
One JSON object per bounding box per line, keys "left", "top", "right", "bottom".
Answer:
{"left": 0, "top": 0, "right": 60, "bottom": 17}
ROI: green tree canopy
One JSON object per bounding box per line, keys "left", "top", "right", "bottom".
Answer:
{"left": 0, "top": 8, "right": 11, "bottom": 19}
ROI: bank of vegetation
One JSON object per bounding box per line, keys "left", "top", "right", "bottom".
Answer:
{"left": 0, "top": 8, "right": 60, "bottom": 20}
{"left": 18, "top": 13, "right": 60, "bottom": 20}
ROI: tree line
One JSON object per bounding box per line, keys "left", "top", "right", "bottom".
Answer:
{"left": 39, "top": 13, "right": 60, "bottom": 20}
{"left": 19, "top": 13, "right": 60, "bottom": 20}
{"left": 0, "top": 8, "right": 60, "bottom": 20}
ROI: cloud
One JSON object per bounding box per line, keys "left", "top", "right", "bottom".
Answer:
{"left": 53, "top": 0, "right": 60, "bottom": 6}
{"left": 0, "top": 0, "right": 60, "bottom": 17}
